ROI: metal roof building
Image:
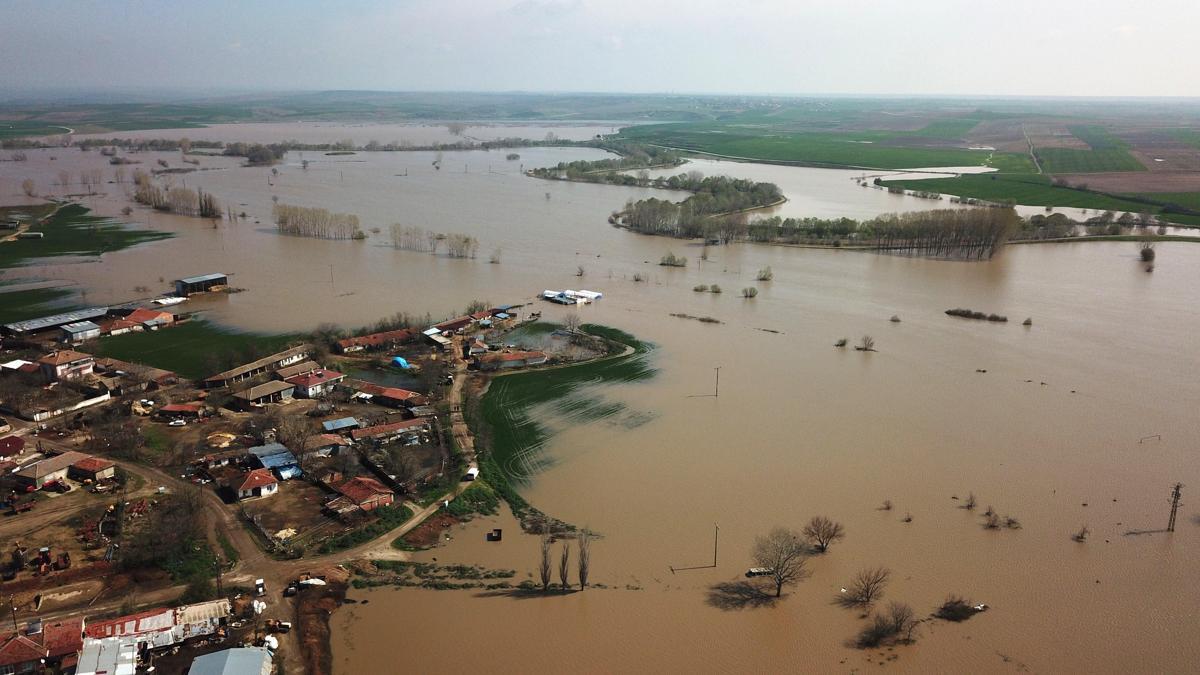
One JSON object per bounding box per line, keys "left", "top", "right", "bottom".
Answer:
{"left": 174, "top": 273, "right": 228, "bottom": 297}
{"left": 249, "top": 443, "right": 302, "bottom": 479}
{"left": 189, "top": 647, "right": 273, "bottom": 675}
{"left": 322, "top": 416, "right": 360, "bottom": 432}
{"left": 3, "top": 307, "right": 109, "bottom": 336}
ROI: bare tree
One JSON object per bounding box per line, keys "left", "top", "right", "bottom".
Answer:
{"left": 886, "top": 601, "right": 919, "bottom": 642}
{"left": 558, "top": 541, "right": 570, "bottom": 591}
{"left": 803, "top": 516, "right": 845, "bottom": 553}
{"left": 577, "top": 529, "right": 592, "bottom": 590}
{"left": 963, "top": 492, "right": 977, "bottom": 510}
{"left": 563, "top": 314, "right": 581, "bottom": 333}
{"left": 1073, "top": 525, "right": 1089, "bottom": 542}
{"left": 752, "top": 527, "right": 809, "bottom": 597}
{"left": 21, "top": 178, "right": 35, "bottom": 197}
{"left": 843, "top": 566, "right": 890, "bottom": 608}
{"left": 539, "top": 531, "right": 552, "bottom": 592}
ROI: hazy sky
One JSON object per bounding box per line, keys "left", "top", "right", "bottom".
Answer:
{"left": 3, "top": 0, "right": 1197, "bottom": 97}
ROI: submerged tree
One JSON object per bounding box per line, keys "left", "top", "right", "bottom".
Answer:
{"left": 803, "top": 516, "right": 845, "bottom": 553}
{"left": 752, "top": 527, "right": 810, "bottom": 597}
{"left": 558, "top": 542, "right": 571, "bottom": 591}
{"left": 539, "top": 532, "right": 552, "bottom": 593}
{"left": 577, "top": 529, "right": 592, "bottom": 590}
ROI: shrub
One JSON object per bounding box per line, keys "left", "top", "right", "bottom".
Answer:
{"left": 1140, "top": 243, "right": 1156, "bottom": 262}
{"left": 935, "top": 595, "right": 982, "bottom": 622}
{"left": 756, "top": 266, "right": 774, "bottom": 281}
{"left": 741, "top": 287, "right": 758, "bottom": 298}
{"left": 693, "top": 284, "right": 709, "bottom": 292}
{"left": 710, "top": 284, "right": 722, "bottom": 294}
{"left": 660, "top": 252, "right": 687, "bottom": 267}
{"left": 834, "top": 338, "right": 848, "bottom": 348}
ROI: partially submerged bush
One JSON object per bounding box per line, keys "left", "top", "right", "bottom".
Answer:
{"left": 946, "top": 308, "right": 1007, "bottom": 322}
{"left": 742, "top": 287, "right": 758, "bottom": 298}
{"left": 856, "top": 601, "right": 919, "bottom": 648}
{"left": 834, "top": 338, "right": 848, "bottom": 348}
{"left": 756, "top": 266, "right": 774, "bottom": 281}
{"left": 1140, "top": 242, "right": 1156, "bottom": 262}
{"left": 693, "top": 284, "right": 710, "bottom": 292}
{"left": 660, "top": 251, "right": 688, "bottom": 267}
{"left": 709, "top": 284, "right": 722, "bottom": 294}
{"left": 935, "top": 594, "right": 984, "bottom": 622}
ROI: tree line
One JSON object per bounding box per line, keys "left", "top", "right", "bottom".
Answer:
{"left": 619, "top": 174, "right": 784, "bottom": 237}
{"left": 389, "top": 224, "right": 479, "bottom": 258}
{"left": 273, "top": 202, "right": 364, "bottom": 239}
{"left": 131, "top": 169, "right": 221, "bottom": 218}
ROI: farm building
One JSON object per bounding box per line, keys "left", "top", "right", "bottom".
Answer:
{"left": 433, "top": 315, "right": 474, "bottom": 333}
{"left": 84, "top": 599, "right": 230, "bottom": 649}
{"left": 77, "top": 636, "right": 137, "bottom": 675}
{"left": 173, "top": 273, "right": 228, "bottom": 297}
{"left": 326, "top": 476, "right": 395, "bottom": 517}
{"left": 37, "top": 350, "right": 95, "bottom": 381}
{"left": 349, "top": 418, "right": 430, "bottom": 444}
{"left": 421, "top": 327, "right": 454, "bottom": 351}
{"left": 70, "top": 456, "right": 116, "bottom": 482}
{"left": 248, "top": 443, "right": 302, "bottom": 480}
{"left": 14, "top": 450, "right": 89, "bottom": 488}
{"left": 322, "top": 416, "right": 361, "bottom": 433}
{"left": 477, "top": 350, "right": 549, "bottom": 371}
{"left": 189, "top": 647, "right": 273, "bottom": 675}
{"left": 230, "top": 468, "right": 278, "bottom": 500}
{"left": 230, "top": 381, "right": 295, "bottom": 409}
{"left": 274, "top": 360, "right": 320, "bottom": 380}
{"left": 342, "top": 380, "right": 428, "bottom": 408}
{"left": 3, "top": 307, "right": 109, "bottom": 337}
{"left": 334, "top": 328, "right": 416, "bottom": 353}
{"left": 285, "top": 369, "right": 346, "bottom": 398}
{"left": 157, "top": 403, "right": 205, "bottom": 419}
{"left": 61, "top": 320, "right": 102, "bottom": 344}
{"left": 204, "top": 345, "right": 311, "bottom": 388}
{"left": 302, "top": 434, "right": 350, "bottom": 458}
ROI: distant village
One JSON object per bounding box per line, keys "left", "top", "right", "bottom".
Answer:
{"left": 0, "top": 273, "right": 603, "bottom": 674}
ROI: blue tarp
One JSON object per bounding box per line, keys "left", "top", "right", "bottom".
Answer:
{"left": 249, "top": 443, "right": 300, "bottom": 477}
{"left": 391, "top": 356, "right": 410, "bottom": 369}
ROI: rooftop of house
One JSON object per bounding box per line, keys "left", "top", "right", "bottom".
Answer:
{"left": 0, "top": 436, "right": 25, "bottom": 457}
{"left": 237, "top": 468, "right": 278, "bottom": 492}
{"left": 336, "top": 328, "right": 416, "bottom": 349}
{"left": 285, "top": 369, "right": 345, "bottom": 388}
{"left": 126, "top": 308, "right": 174, "bottom": 324}
{"left": 349, "top": 418, "right": 429, "bottom": 441}
{"left": 72, "top": 456, "right": 115, "bottom": 473}
{"left": 231, "top": 380, "right": 296, "bottom": 401}
{"left": 36, "top": 350, "right": 93, "bottom": 366}
{"left": 336, "top": 476, "right": 393, "bottom": 504}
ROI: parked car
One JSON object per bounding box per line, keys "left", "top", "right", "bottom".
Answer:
{"left": 255, "top": 578, "right": 266, "bottom": 596}
{"left": 168, "top": 419, "right": 186, "bottom": 427}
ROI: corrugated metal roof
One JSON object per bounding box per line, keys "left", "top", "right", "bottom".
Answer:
{"left": 175, "top": 273, "right": 227, "bottom": 285}
{"left": 4, "top": 307, "right": 109, "bottom": 334}
{"left": 188, "top": 647, "right": 272, "bottom": 675}
{"left": 322, "top": 417, "right": 360, "bottom": 431}
{"left": 77, "top": 637, "right": 137, "bottom": 675}
{"left": 62, "top": 321, "right": 101, "bottom": 333}
{"left": 176, "top": 599, "right": 231, "bottom": 625}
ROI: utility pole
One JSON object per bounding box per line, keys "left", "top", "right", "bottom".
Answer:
{"left": 9, "top": 595, "right": 17, "bottom": 631}
{"left": 1168, "top": 483, "right": 1183, "bottom": 532}
{"left": 714, "top": 367, "right": 721, "bottom": 398}
{"left": 329, "top": 264, "right": 335, "bottom": 293}
{"left": 713, "top": 524, "right": 719, "bottom": 567}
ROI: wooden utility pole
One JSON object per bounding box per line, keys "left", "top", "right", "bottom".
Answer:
{"left": 714, "top": 367, "right": 721, "bottom": 398}
{"left": 1168, "top": 483, "right": 1183, "bottom": 532}
{"left": 713, "top": 524, "right": 719, "bottom": 567}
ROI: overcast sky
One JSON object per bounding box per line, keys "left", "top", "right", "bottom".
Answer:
{"left": 3, "top": 0, "right": 1197, "bottom": 97}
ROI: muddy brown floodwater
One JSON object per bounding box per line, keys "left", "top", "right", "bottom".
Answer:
{"left": 3, "top": 125, "right": 1200, "bottom": 673}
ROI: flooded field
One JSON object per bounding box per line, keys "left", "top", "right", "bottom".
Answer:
{"left": 2, "top": 126, "right": 1199, "bottom": 672}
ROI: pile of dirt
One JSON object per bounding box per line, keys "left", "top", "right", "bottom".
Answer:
{"left": 294, "top": 566, "right": 350, "bottom": 675}
{"left": 398, "top": 512, "right": 460, "bottom": 549}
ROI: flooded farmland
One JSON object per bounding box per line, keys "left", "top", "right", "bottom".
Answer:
{"left": 3, "top": 125, "right": 1200, "bottom": 672}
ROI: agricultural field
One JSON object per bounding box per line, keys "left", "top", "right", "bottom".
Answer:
{"left": 617, "top": 123, "right": 997, "bottom": 169}
{"left": 0, "top": 203, "right": 172, "bottom": 269}
{"left": 880, "top": 173, "right": 1178, "bottom": 217}
{"left": 0, "top": 286, "right": 76, "bottom": 324}
{"left": 92, "top": 320, "right": 296, "bottom": 380}
{"left": 0, "top": 120, "right": 72, "bottom": 139}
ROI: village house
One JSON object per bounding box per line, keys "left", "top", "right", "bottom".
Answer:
{"left": 0, "top": 435, "right": 25, "bottom": 458}
{"left": 37, "top": 350, "right": 95, "bottom": 382}
{"left": 98, "top": 317, "right": 141, "bottom": 337}
{"left": 93, "top": 357, "right": 177, "bottom": 387}
{"left": 0, "top": 617, "right": 84, "bottom": 675}
{"left": 477, "top": 350, "right": 549, "bottom": 371}
{"left": 14, "top": 450, "right": 89, "bottom": 489}
{"left": 124, "top": 307, "right": 175, "bottom": 330}
{"left": 69, "top": 456, "right": 117, "bottom": 482}
{"left": 156, "top": 403, "right": 206, "bottom": 420}
{"left": 285, "top": 368, "right": 346, "bottom": 398}
{"left": 229, "top": 468, "right": 278, "bottom": 500}
{"left": 349, "top": 418, "right": 430, "bottom": 445}
{"left": 334, "top": 328, "right": 416, "bottom": 354}
{"left": 230, "top": 380, "right": 295, "bottom": 409}
{"left": 325, "top": 475, "right": 395, "bottom": 518}
{"left": 302, "top": 433, "right": 350, "bottom": 458}
{"left": 203, "top": 345, "right": 311, "bottom": 389}
{"left": 433, "top": 315, "right": 475, "bottom": 333}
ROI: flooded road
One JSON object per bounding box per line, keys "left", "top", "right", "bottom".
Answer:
{"left": 3, "top": 127, "right": 1200, "bottom": 672}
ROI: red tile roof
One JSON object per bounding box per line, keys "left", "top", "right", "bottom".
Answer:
{"left": 83, "top": 607, "right": 174, "bottom": 639}
{"left": 336, "top": 328, "right": 416, "bottom": 351}
{"left": 160, "top": 403, "right": 202, "bottom": 413}
{"left": 349, "top": 419, "right": 429, "bottom": 441}
{"left": 285, "top": 369, "right": 345, "bottom": 388}
{"left": 72, "top": 456, "right": 115, "bottom": 473}
{"left": 0, "top": 634, "right": 46, "bottom": 666}
{"left": 237, "top": 468, "right": 278, "bottom": 492}
{"left": 352, "top": 381, "right": 424, "bottom": 402}
{"left": 36, "top": 350, "right": 92, "bottom": 366}
{"left": 40, "top": 618, "right": 83, "bottom": 659}
{"left": 433, "top": 316, "right": 473, "bottom": 332}
{"left": 0, "top": 436, "right": 24, "bottom": 457}
{"left": 336, "top": 476, "right": 393, "bottom": 504}
{"left": 126, "top": 308, "right": 173, "bottom": 324}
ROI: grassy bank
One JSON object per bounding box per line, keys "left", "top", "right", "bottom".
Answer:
{"left": 0, "top": 203, "right": 173, "bottom": 269}
{"left": 0, "top": 286, "right": 77, "bottom": 324}
{"left": 480, "top": 324, "right": 653, "bottom": 484}
{"left": 92, "top": 320, "right": 296, "bottom": 379}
